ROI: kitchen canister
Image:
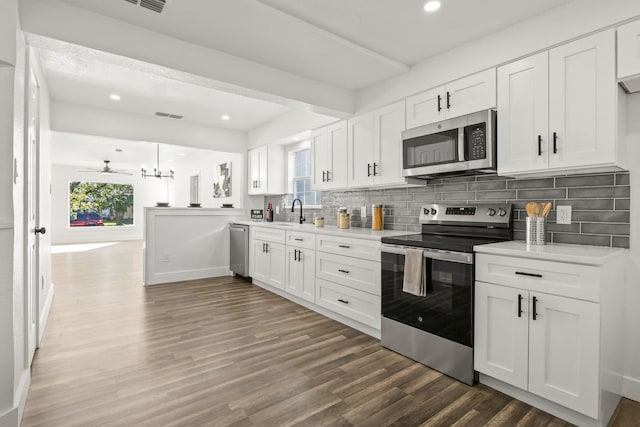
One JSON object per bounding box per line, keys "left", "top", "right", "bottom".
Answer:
{"left": 371, "top": 204, "right": 383, "bottom": 231}
{"left": 526, "top": 217, "right": 546, "bottom": 245}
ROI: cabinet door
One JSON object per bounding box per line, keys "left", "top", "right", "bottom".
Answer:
{"left": 528, "top": 293, "right": 600, "bottom": 418}
{"left": 285, "top": 247, "right": 302, "bottom": 297}
{"left": 373, "top": 101, "right": 406, "bottom": 186}
{"left": 474, "top": 282, "right": 529, "bottom": 390}
{"left": 297, "top": 249, "right": 316, "bottom": 303}
{"left": 348, "top": 112, "right": 374, "bottom": 187}
{"left": 256, "top": 145, "right": 268, "bottom": 193}
{"left": 618, "top": 19, "right": 640, "bottom": 79}
{"left": 247, "top": 147, "right": 261, "bottom": 195}
{"left": 267, "top": 242, "right": 286, "bottom": 290}
{"left": 311, "top": 127, "right": 328, "bottom": 190}
{"left": 446, "top": 68, "right": 496, "bottom": 119}
{"left": 405, "top": 86, "right": 445, "bottom": 129}
{"left": 327, "top": 121, "right": 348, "bottom": 189}
{"left": 252, "top": 239, "right": 269, "bottom": 282}
{"left": 497, "top": 53, "right": 549, "bottom": 175}
{"left": 549, "top": 29, "right": 616, "bottom": 169}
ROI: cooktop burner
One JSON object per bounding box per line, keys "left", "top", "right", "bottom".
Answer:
{"left": 381, "top": 203, "right": 513, "bottom": 252}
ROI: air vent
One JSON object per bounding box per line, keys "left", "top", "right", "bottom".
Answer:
{"left": 155, "top": 112, "right": 183, "bottom": 120}
{"left": 123, "top": 0, "right": 169, "bottom": 14}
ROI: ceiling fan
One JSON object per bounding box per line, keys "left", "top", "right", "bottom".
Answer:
{"left": 78, "top": 160, "right": 133, "bottom": 175}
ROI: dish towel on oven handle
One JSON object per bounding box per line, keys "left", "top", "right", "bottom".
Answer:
{"left": 403, "top": 248, "right": 426, "bottom": 296}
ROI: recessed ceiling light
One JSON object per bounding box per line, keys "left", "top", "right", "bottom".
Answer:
{"left": 424, "top": 1, "right": 441, "bottom": 12}
{"left": 221, "top": 115, "right": 230, "bottom": 121}
{"left": 110, "top": 94, "right": 121, "bottom": 101}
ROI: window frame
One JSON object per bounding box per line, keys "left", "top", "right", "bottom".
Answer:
{"left": 285, "top": 141, "right": 321, "bottom": 209}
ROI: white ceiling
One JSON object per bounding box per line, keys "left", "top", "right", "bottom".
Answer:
{"left": 57, "top": 0, "right": 572, "bottom": 91}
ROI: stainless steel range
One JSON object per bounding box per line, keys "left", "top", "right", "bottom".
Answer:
{"left": 380, "top": 203, "right": 512, "bottom": 385}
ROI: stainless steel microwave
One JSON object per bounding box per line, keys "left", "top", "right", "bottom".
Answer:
{"left": 402, "top": 109, "right": 496, "bottom": 178}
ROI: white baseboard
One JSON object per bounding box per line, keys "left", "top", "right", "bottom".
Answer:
{"left": 145, "top": 266, "right": 231, "bottom": 286}
{"left": 623, "top": 375, "right": 640, "bottom": 402}
{"left": 38, "top": 282, "right": 54, "bottom": 344}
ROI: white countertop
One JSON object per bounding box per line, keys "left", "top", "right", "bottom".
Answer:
{"left": 232, "top": 220, "right": 408, "bottom": 241}
{"left": 145, "top": 207, "right": 247, "bottom": 215}
{"left": 474, "top": 240, "right": 626, "bottom": 265}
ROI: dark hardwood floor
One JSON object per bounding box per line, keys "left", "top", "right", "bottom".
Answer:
{"left": 21, "top": 241, "right": 639, "bottom": 426}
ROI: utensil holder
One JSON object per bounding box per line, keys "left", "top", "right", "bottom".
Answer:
{"left": 526, "top": 217, "right": 546, "bottom": 245}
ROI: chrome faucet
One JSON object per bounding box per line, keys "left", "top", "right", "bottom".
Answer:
{"left": 291, "top": 198, "right": 305, "bottom": 224}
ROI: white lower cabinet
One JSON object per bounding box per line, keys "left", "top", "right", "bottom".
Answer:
{"left": 316, "top": 278, "right": 380, "bottom": 328}
{"left": 475, "top": 282, "right": 599, "bottom": 418}
{"left": 253, "top": 239, "right": 285, "bottom": 290}
{"left": 474, "top": 243, "right": 625, "bottom": 426}
{"left": 285, "top": 231, "right": 316, "bottom": 303}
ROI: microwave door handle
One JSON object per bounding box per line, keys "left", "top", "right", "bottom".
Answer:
{"left": 458, "top": 127, "right": 466, "bottom": 161}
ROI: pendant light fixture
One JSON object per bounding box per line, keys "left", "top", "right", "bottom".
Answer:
{"left": 141, "top": 143, "right": 174, "bottom": 179}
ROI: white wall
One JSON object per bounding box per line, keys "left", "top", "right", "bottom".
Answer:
{"left": 51, "top": 101, "right": 248, "bottom": 154}
{"left": 51, "top": 134, "right": 245, "bottom": 245}
{"left": 0, "top": 0, "right": 18, "bottom": 66}
{"left": 355, "top": 0, "right": 640, "bottom": 112}
{"left": 247, "top": 109, "right": 339, "bottom": 149}
{"left": 19, "top": 0, "right": 354, "bottom": 116}
{"left": 624, "top": 93, "right": 640, "bottom": 400}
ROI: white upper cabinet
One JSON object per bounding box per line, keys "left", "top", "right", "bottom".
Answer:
{"left": 498, "top": 29, "right": 619, "bottom": 176}
{"left": 311, "top": 121, "right": 348, "bottom": 190}
{"left": 497, "top": 52, "right": 550, "bottom": 175}
{"left": 406, "top": 68, "right": 496, "bottom": 129}
{"left": 617, "top": 19, "right": 640, "bottom": 88}
{"left": 348, "top": 101, "right": 407, "bottom": 188}
{"left": 549, "top": 30, "right": 616, "bottom": 170}
{"left": 247, "top": 144, "right": 285, "bottom": 195}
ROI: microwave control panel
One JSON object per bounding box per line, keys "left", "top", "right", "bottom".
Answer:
{"left": 465, "top": 123, "right": 486, "bottom": 160}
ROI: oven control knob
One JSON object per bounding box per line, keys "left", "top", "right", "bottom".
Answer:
{"left": 430, "top": 208, "right": 437, "bottom": 215}
{"left": 423, "top": 208, "right": 430, "bottom": 215}
{"left": 486, "top": 208, "right": 496, "bottom": 216}
{"left": 418, "top": 317, "right": 423, "bottom": 322}
{"left": 498, "top": 208, "right": 507, "bottom": 217}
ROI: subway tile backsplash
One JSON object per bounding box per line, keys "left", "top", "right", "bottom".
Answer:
{"left": 264, "top": 171, "right": 631, "bottom": 248}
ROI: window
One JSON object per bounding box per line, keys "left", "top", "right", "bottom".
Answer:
{"left": 69, "top": 181, "right": 134, "bottom": 227}
{"left": 288, "top": 146, "right": 321, "bottom": 207}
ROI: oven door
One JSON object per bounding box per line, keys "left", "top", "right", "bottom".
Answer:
{"left": 381, "top": 244, "right": 474, "bottom": 347}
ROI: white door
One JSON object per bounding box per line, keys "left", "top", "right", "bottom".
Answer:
{"left": 474, "top": 282, "right": 529, "bottom": 390}
{"left": 247, "top": 148, "right": 261, "bottom": 195}
{"left": 618, "top": 19, "right": 640, "bottom": 79}
{"left": 25, "top": 68, "right": 41, "bottom": 364}
{"left": 374, "top": 101, "right": 406, "bottom": 186}
{"left": 297, "top": 249, "right": 315, "bottom": 303}
{"left": 347, "top": 112, "right": 374, "bottom": 188}
{"left": 252, "top": 239, "right": 269, "bottom": 283}
{"left": 497, "top": 52, "right": 549, "bottom": 175}
{"left": 285, "top": 246, "right": 301, "bottom": 297}
{"left": 549, "top": 29, "right": 616, "bottom": 169}
{"left": 267, "top": 242, "right": 286, "bottom": 290}
{"left": 326, "top": 121, "right": 348, "bottom": 189}
{"left": 528, "top": 292, "right": 600, "bottom": 418}
{"left": 311, "top": 127, "right": 328, "bottom": 190}
{"left": 445, "top": 68, "right": 496, "bottom": 119}
{"left": 405, "top": 86, "right": 445, "bottom": 129}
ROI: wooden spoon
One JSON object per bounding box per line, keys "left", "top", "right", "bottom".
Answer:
{"left": 542, "top": 202, "right": 552, "bottom": 218}
{"left": 525, "top": 202, "right": 538, "bottom": 217}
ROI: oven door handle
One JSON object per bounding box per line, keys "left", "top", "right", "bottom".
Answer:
{"left": 381, "top": 245, "right": 473, "bottom": 265}
{"left": 458, "top": 126, "right": 466, "bottom": 161}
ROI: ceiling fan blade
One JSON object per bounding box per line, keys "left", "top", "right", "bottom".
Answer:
{"left": 111, "top": 170, "right": 134, "bottom": 175}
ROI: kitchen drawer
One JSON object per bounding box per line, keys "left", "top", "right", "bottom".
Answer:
{"left": 252, "top": 227, "right": 286, "bottom": 244}
{"left": 316, "top": 251, "right": 380, "bottom": 295}
{"left": 316, "top": 278, "right": 380, "bottom": 329}
{"left": 316, "top": 235, "right": 380, "bottom": 261}
{"left": 286, "top": 231, "right": 316, "bottom": 250}
{"left": 476, "top": 253, "right": 601, "bottom": 302}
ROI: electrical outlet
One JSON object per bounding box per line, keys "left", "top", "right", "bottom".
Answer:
{"left": 163, "top": 252, "right": 170, "bottom": 262}
{"left": 276, "top": 206, "right": 280, "bottom": 214}
{"left": 361, "top": 206, "right": 366, "bottom": 220}
{"left": 557, "top": 205, "right": 572, "bottom": 225}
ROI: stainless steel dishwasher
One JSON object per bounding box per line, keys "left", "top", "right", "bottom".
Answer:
{"left": 230, "top": 224, "right": 249, "bottom": 277}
